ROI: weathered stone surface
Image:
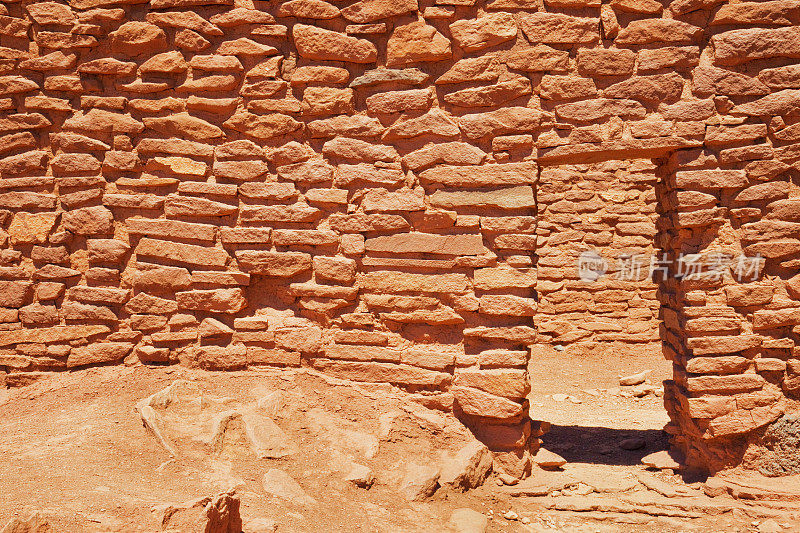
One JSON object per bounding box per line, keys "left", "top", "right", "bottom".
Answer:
{"left": 0, "top": 325, "right": 108, "bottom": 347}
{"left": 63, "top": 206, "right": 114, "bottom": 235}
{"left": 731, "top": 88, "right": 800, "bottom": 116}
{"left": 449, "top": 13, "right": 517, "bottom": 52}
{"left": 359, "top": 271, "right": 469, "bottom": 293}
{"left": 453, "top": 386, "right": 524, "bottom": 419}
{"left": 223, "top": 111, "right": 303, "bottom": 139}
{"left": 459, "top": 107, "right": 549, "bottom": 139}
{"left": 146, "top": 11, "right": 223, "bottom": 35}
{"left": 362, "top": 187, "right": 424, "bottom": 211}
{"left": 322, "top": 137, "right": 399, "bottom": 162}
{"left": 132, "top": 264, "right": 192, "bottom": 292}
{"left": 712, "top": 27, "right": 800, "bottom": 65}
{"left": 312, "top": 359, "right": 451, "bottom": 387}
{"left": 341, "top": 0, "right": 417, "bottom": 23}
{"left": 366, "top": 88, "right": 432, "bottom": 115}
{"left": 506, "top": 45, "right": 569, "bottom": 72}
{"left": 437, "top": 56, "right": 502, "bottom": 85}
{"left": 110, "top": 22, "right": 168, "bottom": 56}
{"left": 518, "top": 13, "right": 600, "bottom": 44}
{"left": 274, "top": 160, "right": 332, "bottom": 185}
{"left": 687, "top": 374, "right": 766, "bottom": 394}
{"left": 403, "top": 142, "right": 486, "bottom": 170}
{"left": 0, "top": 150, "right": 48, "bottom": 176}
{"left": 430, "top": 186, "right": 535, "bottom": 209}
{"left": 197, "top": 345, "right": 246, "bottom": 369}
{"left": 759, "top": 64, "right": 800, "bottom": 90}
{"left": 136, "top": 238, "right": 229, "bottom": 267}
{"left": 293, "top": 24, "right": 377, "bottom": 63}
{"left": 616, "top": 19, "right": 701, "bottom": 45}
{"left": 556, "top": 99, "right": 646, "bottom": 121}
{"left": 577, "top": 48, "right": 635, "bottom": 76}
{"left": 176, "top": 288, "right": 247, "bottom": 314}
{"left": 692, "top": 66, "right": 769, "bottom": 97}
{"left": 365, "top": 233, "right": 487, "bottom": 255}
{"left": 236, "top": 251, "right": 312, "bottom": 276}
{"left": 307, "top": 115, "right": 384, "bottom": 139}
{"left": 262, "top": 469, "right": 317, "bottom": 505}
{"left": 8, "top": 212, "right": 58, "bottom": 245}
{"left": 67, "top": 343, "right": 133, "bottom": 368}
{"left": 350, "top": 68, "right": 429, "bottom": 88}
{"left": 444, "top": 77, "right": 531, "bottom": 108}
{"left": 127, "top": 219, "right": 215, "bottom": 242}
{"left": 639, "top": 46, "right": 699, "bottom": 70}
{"left": 474, "top": 267, "right": 536, "bottom": 290}
{"left": 239, "top": 203, "right": 321, "bottom": 223}
{"left": 676, "top": 170, "right": 747, "bottom": 189}
{"left": 538, "top": 75, "right": 597, "bottom": 100}
{"left": 420, "top": 162, "right": 536, "bottom": 187}
{"left": 302, "top": 87, "right": 354, "bottom": 115}
{"left": 165, "top": 195, "right": 238, "bottom": 217}
{"left": 603, "top": 73, "right": 684, "bottom": 102}
{"left": 479, "top": 294, "right": 537, "bottom": 316}
{"left": 386, "top": 21, "right": 451, "bottom": 67}
{"left": 456, "top": 369, "right": 529, "bottom": 399}
{"left": 383, "top": 109, "right": 460, "bottom": 140}
{"left": 214, "top": 160, "right": 269, "bottom": 182}
{"left": 144, "top": 113, "right": 223, "bottom": 142}
{"left": 328, "top": 213, "right": 410, "bottom": 232}
{"left": 279, "top": 0, "right": 340, "bottom": 18}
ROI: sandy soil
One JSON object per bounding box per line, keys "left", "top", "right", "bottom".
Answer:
{"left": 0, "top": 351, "right": 798, "bottom": 533}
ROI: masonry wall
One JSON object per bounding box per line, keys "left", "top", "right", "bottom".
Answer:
{"left": 535, "top": 160, "right": 660, "bottom": 351}
{"left": 0, "top": 0, "right": 799, "bottom": 474}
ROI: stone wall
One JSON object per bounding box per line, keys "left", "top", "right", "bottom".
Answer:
{"left": 535, "top": 160, "right": 660, "bottom": 351}
{"left": 0, "top": 0, "right": 799, "bottom": 474}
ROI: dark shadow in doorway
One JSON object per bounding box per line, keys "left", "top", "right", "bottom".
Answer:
{"left": 540, "top": 424, "right": 669, "bottom": 467}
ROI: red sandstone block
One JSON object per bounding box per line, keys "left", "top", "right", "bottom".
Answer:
{"left": 311, "top": 358, "right": 451, "bottom": 387}
{"left": 687, "top": 374, "right": 766, "bottom": 394}
{"left": 452, "top": 385, "right": 524, "bottom": 419}
{"left": 685, "top": 356, "right": 749, "bottom": 375}
{"left": 455, "top": 369, "right": 529, "bottom": 399}
{"left": 576, "top": 48, "right": 635, "bottom": 76}
{"left": 235, "top": 250, "right": 312, "bottom": 277}
{"left": 518, "top": 12, "right": 599, "bottom": 44}
{"left": 324, "top": 344, "right": 401, "bottom": 363}
{"left": 400, "top": 345, "right": 457, "bottom": 370}
{"left": 232, "top": 331, "right": 275, "bottom": 344}
{"left": 175, "top": 288, "right": 247, "bottom": 314}
{"left": 707, "top": 404, "right": 784, "bottom": 438}
{"left": 67, "top": 342, "right": 132, "bottom": 368}
{"left": 688, "top": 396, "right": 737, "bottom": 419}
{"left": 333, "top": 330, "right": 388, "bottom": 346}
{"left": 753, "top": 308, "right": 800, "bottom": 329}
{"left": 687, "top": 335, "right": 761, "bottom": 355}
{"left": 246, "top": 346, "right": 300, "bottom": 366}
{"left": 616, "top": 19, "right": 701, "bottom": 45}
{"left": 196, "top": 344, "right": 246, "bottom": 370}
{"left": 675, "top": 170, "right": 747, "bottom": 189}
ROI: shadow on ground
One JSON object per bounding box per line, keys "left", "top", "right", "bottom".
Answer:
{"left": 540, "top": 424, "right": 669, "bottom": 466}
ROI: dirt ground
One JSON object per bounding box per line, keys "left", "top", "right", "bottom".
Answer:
{"left": 0, "top": 346, "right": 798, "bottom": 533}
{"left": 529, "top": 343, "right": 672, "bottom": 468}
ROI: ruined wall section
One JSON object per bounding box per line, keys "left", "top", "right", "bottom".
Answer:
{"left": 0, "top": 0, "right": 799, "bottom": 473}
